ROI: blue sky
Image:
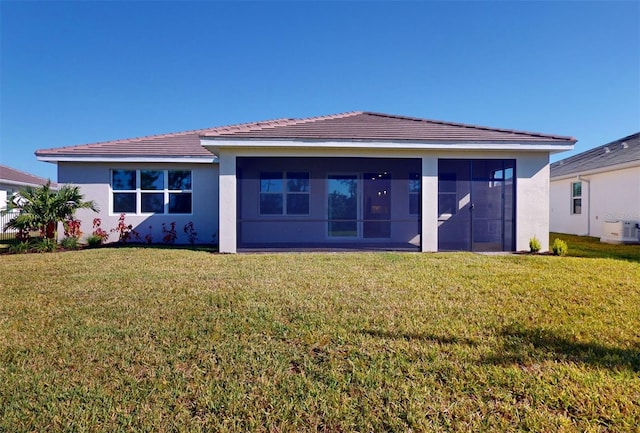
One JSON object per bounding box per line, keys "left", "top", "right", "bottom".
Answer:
{"left": 1, "top": 1, "right": 638, "bottom": 181}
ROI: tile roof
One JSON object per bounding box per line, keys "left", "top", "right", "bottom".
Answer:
{"left": 36, "top": 111, "right": 576, "bottom": 160}
{"left": 203, "top": 111, "right": 577, "bottom": 142}
{"left": 35, "top": 128, "right": 222, "bottom": 159}
{"left": 550, "top": 132, "right": 640, "bottom": 178}
{"left": 0, "top": 164, "right": 57, "bottom": 188}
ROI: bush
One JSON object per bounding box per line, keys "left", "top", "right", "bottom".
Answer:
{"left": 33, "top": 238, "right": 57, "bottom": 253}
{"left": 552, "top": 238, "right": 568, "bottom": 256}
{"left": 86, "top": 234, "right": 104, "bottom": 247}
{"left": 60, "top": 237, "right": 80, "bottom": 250}
{"left": 529, "top": 236, "right": 541, "bottom": 253}
{"left": 8, "top": 241, "right": 31, "bottom": 254}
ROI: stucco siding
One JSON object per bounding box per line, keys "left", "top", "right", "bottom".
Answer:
{"left": 550, "top": 166, "right": 640, "bottom": 238}
{"left": 58, "top": 162, "right": 219, "bottom": 244}
{"left": 550, "top": 178, "right": 588, "bottom": 235}
{"left": 515, "top": 153, "right": 550, "bottom": 251}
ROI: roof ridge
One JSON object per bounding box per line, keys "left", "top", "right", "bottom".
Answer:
{"left": 35, "top": 117, "right": 298, "bottom": 154}
{"left": 0, "top": 164, "right": 54, "bottom": 183}
{"left": 362, "top": 111, "right": 576, "bottom": 141}
{"left": 290, "top": 111, "right": 364, "bottom": 125}
{"left": 194, "top": 111, "right": 364, "bottom": 138}
{"left": 552, "top": 131, "right": 640, "bottom": 167}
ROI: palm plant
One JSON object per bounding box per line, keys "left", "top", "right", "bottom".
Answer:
{"left": 2, "top": 181, "right": 98, "bottom": 240}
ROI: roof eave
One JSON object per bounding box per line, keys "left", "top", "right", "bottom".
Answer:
{"left": 36, "top": 155, "right": 218, "bottom": 164}
{"left": 550, "top": 159, "right": 640, "bottom": 180}
{"left": 201, "top": 137, "right": 575, "bottom": 153}
{"left": 0, "top": 179, "right": 58, "bottom": 189}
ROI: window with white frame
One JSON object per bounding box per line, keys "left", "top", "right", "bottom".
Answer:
{"left": 571, "top": 181, "right": 582, "bottom": 214}
{"left": 408, "top": 172, "right": 420, "bottom": 215}
{"left": 111, "top": 169, "right": 192, "bottom": 214}
{"left": 259, "top": 172, "right": 310, "bottom": 215}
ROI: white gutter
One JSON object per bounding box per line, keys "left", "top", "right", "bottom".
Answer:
{"left": 0, "top": 179, "right": 57, "bottom": 189}
{"left": 200, "top": 138, "right": 575, "bottom": 153}
{"left": 36, "top": 156, "right": 218, "bottom": 164}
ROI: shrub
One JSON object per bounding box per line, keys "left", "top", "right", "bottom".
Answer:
{"left": 529, "top": 236, "right": 541, "bottom": 253}
{"left": 111, "top": 214, "right": 140, "bottom": 243}
{"left": 552, "top": 238, "right": 568, "bottom": 256}
{"left": 3, "top": 181, "right": 97, "bottom": 240}
{"left": 60, "top": 236, "right": 80, "bottom": 250}
{"left": 8, "top": 241, "right": 31, "bottom": 254}
{"left": 92, "top": 218, "right": 109, "bottom": 242}
{"left": 86, "top": 234, "right": 104, "bottom": 247}
{"left": 33, "top": 238, "right": 57, "bottom": 253}
{"left": 63, "top": 218, "right": 82, "bottom": 239}
{"left": 15, "top": 228, "right": 30, "bottom": 243}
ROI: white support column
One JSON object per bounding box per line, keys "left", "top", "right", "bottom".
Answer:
{"left": 421, "top": 156, "right": 438, "bottom": 252}
{"left": 218, "top": 151, "right": 237, "bottom": 253}
{"left": 516, "top": 153, "right": 550, "bottom": 252}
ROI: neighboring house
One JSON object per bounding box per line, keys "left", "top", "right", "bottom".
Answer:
{"left": 550, "top": 132, "right": 640, "bottom": 239}
{"left": 35, "top": 111, "right": 575, "bottom": 252}
{"left": 0, "top": 164, "right": 57, "bottom": 210}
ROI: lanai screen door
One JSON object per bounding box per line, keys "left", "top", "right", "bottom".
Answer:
{"left": 438, "top": 159, "right": 515, "bottom": 251}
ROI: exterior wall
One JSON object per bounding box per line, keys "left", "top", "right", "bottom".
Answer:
{"left": 58, "top": 162, "right": 219, "bottom": 244}
{"left": 550, "top": 165, "right": 640, "bottom": 238}
{"left": 0, "top": 189, "right": 6, "bottom": 210}
{"left": 0, "top": 182, "right": 19, "bottom": 210}
{"left": 218, "top": 153, "right": 237, "bottom": 253}
{"left": 514, "top": 152, "right": 550, "bottom": 251}
{"left": 549, "top": 177, "right": 588, "bottom": 235}
{"left": 421, "top": 157, "right": 438, "bottom": 252}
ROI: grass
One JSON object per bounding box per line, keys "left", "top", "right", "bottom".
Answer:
{"left": 550, "top": 232, "right": 640, "bottom": 262}
{"left": 0, "top": 243, "right": 639, "bottom": 431}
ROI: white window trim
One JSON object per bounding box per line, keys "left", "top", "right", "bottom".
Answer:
{"left": 571, "top": 181, "right": 582, "bottom": 215}
{"left": 110, "top": 169, "right": 193, "bottom": 216}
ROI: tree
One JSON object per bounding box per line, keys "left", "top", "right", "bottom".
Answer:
{"left": 2, "top": 181, "right": 98, "bottom": 240}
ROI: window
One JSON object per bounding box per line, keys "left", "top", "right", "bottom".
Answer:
{"left": 571, "top": 181, "right": 582, "bottom": 214}
{"left": 260, "top": 172, "right": 309, "bottom": 215}
{"left": 111, "top": 169, "right": 192, "bottom": 214}
{"left": 408, "top": 172, "right": 420, "bottom": 215}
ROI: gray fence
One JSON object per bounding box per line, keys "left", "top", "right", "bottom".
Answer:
{"left": 0, "top": 210, "right": 18, "bottom": 241}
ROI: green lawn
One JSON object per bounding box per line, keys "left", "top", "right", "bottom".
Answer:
{"left": 1, "top": 245, "right": 639, "bottom": 431}
{"left": 550, "top": 232, "right": 640, "bottom": 262}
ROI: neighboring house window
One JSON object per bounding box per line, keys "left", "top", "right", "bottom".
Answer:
{"left": 408, "top": 172, "right": 420, "bottom": 215}
{"left": 260, "top": 172, "right": 310, "bottom": 215}
{"left": 111, "top": 169, "right": 192, "bottom": 214}
{"left": 571, "top": 181, "right": 582, "bottom": 214}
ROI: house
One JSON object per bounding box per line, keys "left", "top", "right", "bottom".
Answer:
{"left": 550, "top": 132, "right": 640, "bottom": 240}
{"left": 0, "top": 164, "right": 57, "bottom": 210}
{"left": 35, "top": 111, "right": 576, "bottom": 252}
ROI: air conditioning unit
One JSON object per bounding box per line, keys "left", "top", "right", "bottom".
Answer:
{"left": 601, "top": 220, "right": 640, "bottom": 244}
